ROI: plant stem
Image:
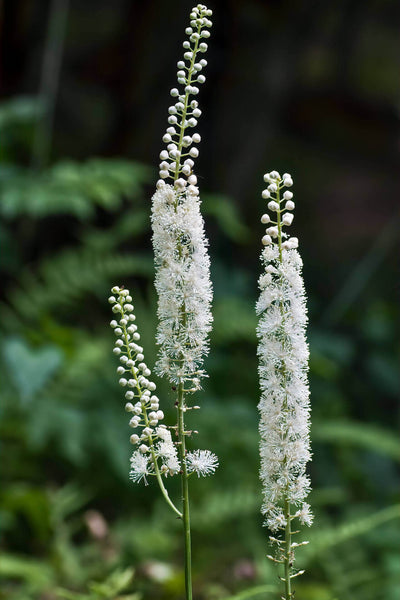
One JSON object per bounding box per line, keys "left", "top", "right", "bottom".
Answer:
{"left": 32, "top": 0, "right": 69, "bottom": 169}
{"left": 277, "top": 184, "right": 292, "bottom": 599}
{"left": 169, "top": 21, "right": 206, "bottom": 596}
{"left": 173, "top": 23, "right": 202, "bottom": 182}
{"left": 284, "top": 499, "right": 292, "bottom": 600}
{"left": 177, "top": 381, "right": 193, "bottom": 600}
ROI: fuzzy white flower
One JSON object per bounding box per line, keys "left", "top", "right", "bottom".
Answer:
{"left": 151, "top": 184, "right": 213, "bottom": 387}
{"left": 186, "top": 449, "right": 218, "bottom": 477}
{"left": 156, "top": 426, "right": 181, "bottom": 476}
{"left": 129, "top": 451, "right": 150, "bottom": 484}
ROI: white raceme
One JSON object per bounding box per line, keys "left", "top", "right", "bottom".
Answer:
{"left": 151, "top": 184, "right": 213, "bottom": 387}
{"left": 151, "top": 4, "right": 213, "bottom": 390}
{"left": 257, "top": 171, "right": 312, "bottom": 551}
{"left": 109, "top": 286, "right": 181, "bottom": 484}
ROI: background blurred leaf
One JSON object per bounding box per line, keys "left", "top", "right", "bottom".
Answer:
{"left": 0, "top": 160, "right": 152, "bottom": 219}
{"left": 0, "top": 554, "right": 54, "bottom": 594}
{"left": 304, "top": 504, "right": 400, "bottom": 558}
{"left": 0, "top": 96, "right": 44, "bottom": 129}
{"left": 203, "top": 194, "right": 250, "bottom": 242}
{"left": 2, "top": 337, "right": 63, "bottom": 402}
{"left": 313, "top": 420, "right": 400, "bottom": 461}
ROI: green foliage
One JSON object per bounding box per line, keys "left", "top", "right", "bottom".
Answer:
{"left": 57, "top": 568, "right": 139, "bottom": 600}
{"left": 313, "top": 420, "right": 400, "bottom": 461}
{"left": 0, "top": 160, "right": 152, "bottom": 219}
{"left": 0, "top": 96, "right": 44, "bottom": 130}
{"left": 0, "top": 93, "right": 398, "bottom": 600}
{"left": 304, "top": 505, "right": 400, "bottom": 558}
{"left": 2, "top": 337, "right": 63, "bottom": 402}
{"left": 202, "top": 194, "right": 251, "bottom": 243}
{"left": 0, "top": 554, "right": 55, "bottom": 599}
{"left": 1, "top": 248, "right": 153, "bottom": 327}
{"left": 225, "top": 585, "right": 277, "bottom": 599}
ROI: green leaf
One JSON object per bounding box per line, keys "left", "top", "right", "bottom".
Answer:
{"left": 0, "top": 96, "right": 44, "bottom": 129}
{"left": 2, "top": 337, "right": 63, "bottom": 402}
{"left": 203, "top": 194, "right": 250, "bottom": 242}
{"left": 224, "top": 585, "right": 277, "bottom": 599}
{"left": 0, "top": 159, "right": 152, "bottom": 219}
{"left": 88, "top": 567, "right": 135, "bottom": 597}
{"left": 0, "top": 554, "right": 54, "bottom": 590}
{"left": 2, "top": 250, "right": 154, "bottom": 326}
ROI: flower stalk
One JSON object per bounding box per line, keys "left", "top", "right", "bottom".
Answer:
{"left": 152, "top": 6, "right": 215, "bottom": 597}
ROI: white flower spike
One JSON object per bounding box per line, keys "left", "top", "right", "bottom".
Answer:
{"left": 151, "top": 4, "right": 213, "bottom": 390}
{"left": 156, "top": 4, "right": 212, "bottom": 193}
{"left": 151, "top": 184, "right": 213, "bottom": 387}
{"left": 256, "top": 171, "right": 312, "bottom": 597}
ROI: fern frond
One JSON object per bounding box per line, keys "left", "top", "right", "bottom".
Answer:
{"left": 1, "top": 249, "right": 153, "bottom": 327}
{"left": 0, "top": 159, "right": 152, "bottom": 219}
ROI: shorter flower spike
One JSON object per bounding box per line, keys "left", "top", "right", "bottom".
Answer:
{"left": 109, "top": 286, "right": 181, "bottom": 484}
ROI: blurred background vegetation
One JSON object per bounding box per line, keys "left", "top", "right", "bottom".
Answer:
{"left": 0, "top": 1, "right": 399, "bottom": 599}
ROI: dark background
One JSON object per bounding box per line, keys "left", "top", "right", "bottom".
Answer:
{"left": 0, "top": 1, "right": 399, "bottom": 599}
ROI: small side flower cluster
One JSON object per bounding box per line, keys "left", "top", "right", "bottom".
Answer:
{"left": 151, "top": 182, "right": 213, "bottom": 388}
{"left": 256, "top": 172, "right": 312, "bottom": 566}
{"left": 109, "top": 286, "right": 180, "bottom": 483}
{"left": 157, "top": 4, "right": 212, "bottom": 194}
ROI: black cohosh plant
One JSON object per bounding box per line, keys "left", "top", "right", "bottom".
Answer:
{"left": 108, "top": 7, "right": 313, "bottom": 600}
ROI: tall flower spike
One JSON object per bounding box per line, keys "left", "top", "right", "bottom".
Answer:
{"left": 256, "top": 171, "right": 312, "bottom": 599}
{"left": 151, "top": 8, "right": 216, "bottom": 599}
{"left": 151, "top": 4, "right": 213, "bottom": 390}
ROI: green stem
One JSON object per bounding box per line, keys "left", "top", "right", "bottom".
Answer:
{"left": 276, "top": 184, "right": 292, "bottom": 599}
{"left": 32, "top": 0, "right": 69, "bottom": 169}
{"left": 173, "top": 24, "right": 202, "bottom": 183}
{"left": 177, "top": 381, "right": 192, "bottom": 600}
{"left": 169, "top": 17, "right": 209, "bottom": 596}
{"left": 151, "top": 438, "right": 182, "bottom": 518}
{"left": 284, "top": 499, "right": 292, "bottom": 600}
